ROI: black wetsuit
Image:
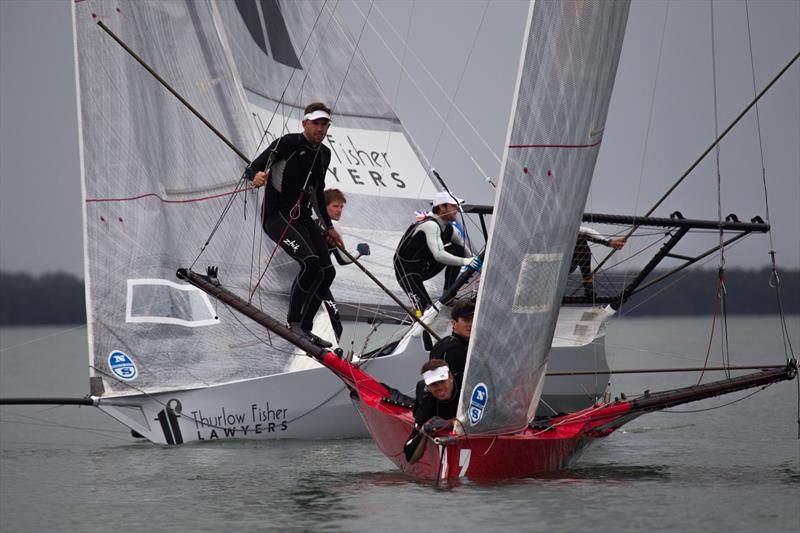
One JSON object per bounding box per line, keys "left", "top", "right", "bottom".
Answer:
{"left": 245, "top": 133, "right": 334, "bottom": 331}
{"left": 393, "top": 217, "right": 468, "bottom": 310}
{"left": 569, "top": 227, "right": 610, "bottom": 295}
{"left": 429, "top": 333, "right": 469, "bottom": 387}
{"left": 412, "top": 379, "right": 461, "bottom": 427}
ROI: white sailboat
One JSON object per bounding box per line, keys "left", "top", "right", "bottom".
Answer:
{"left": 3, "top": 0, "right": 793, "bottom": 450}
{"left": 171, "top": 0, "right": 796, "bottom": 481}
{"left": 36, "top": 0, "right": 616, "bottom": 444}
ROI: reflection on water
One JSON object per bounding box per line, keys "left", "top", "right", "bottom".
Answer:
{"left": 536, "top": 463, "right": 670, "bottom": 482}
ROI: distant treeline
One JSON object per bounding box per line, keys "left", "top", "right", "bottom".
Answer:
{"left": 0, "top": 272, "right": 86, "bottom": 325}
{"left": 0, "top": 268, "right": 797, "bottom": 325}
{"left": 619, "top": 267, "right": 799, "bottom": 316}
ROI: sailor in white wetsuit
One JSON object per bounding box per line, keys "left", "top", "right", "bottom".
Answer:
{"left": 393, "top": 191, "right": 481, "bottom": 312}
{"left": 570, "top": 226, "right": 626, "bottom": 298}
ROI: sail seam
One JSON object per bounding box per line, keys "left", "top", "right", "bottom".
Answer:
{"left": 508, "top": 140, "right": 602, "bottom": 149}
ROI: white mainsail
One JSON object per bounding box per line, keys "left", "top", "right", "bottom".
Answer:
{"left": 458, "top": 0, "right": 630, "bottom": 435}
{"left": 74, "top": 0, "right": 441, "bottom": 399}
{"left": 75, "top": 0, "right": 272, "bottom": 397}
{"left": 216, "top": 0, "right": 440, "bottom": 308}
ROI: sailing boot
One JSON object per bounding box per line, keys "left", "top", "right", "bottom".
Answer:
{"left": 288, "top": 322, "right": 333, "bottom": 348}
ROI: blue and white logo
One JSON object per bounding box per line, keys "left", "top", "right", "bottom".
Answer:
{"left": 468, "top": 383, "right": 488, "bottom": 425}
{"left": 108, "top": 350, "right": 137, "bottom": 381}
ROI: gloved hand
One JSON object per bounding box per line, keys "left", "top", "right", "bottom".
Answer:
{"left": 356, "top": 243, "right": 371, "bottom": 256}
{"left": 467, "top": 256, "right": 483, "bottom": 271}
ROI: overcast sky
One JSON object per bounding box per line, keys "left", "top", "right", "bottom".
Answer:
{"left": 1, "top": 0, "right": 798, "bottom": 278}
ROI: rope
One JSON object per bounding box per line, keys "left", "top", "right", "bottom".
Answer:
{"left": 191, "top": 0, "right": 332, "bottom": 273}
{"left": 429, "top": 1, "right": 490, "bottom": 166}
{"left": 349, "top": 0, "right": 492, "bottom": 182}
{"left": 697, "top": 274, "right": 722, "bottom": 385}
{"left": 662, "top": 385, "right": 767, "bottom": 413}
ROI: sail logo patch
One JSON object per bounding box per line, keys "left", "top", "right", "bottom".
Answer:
{"left": 108, "top": 350, "right": 137, "bottom": 381}
{"left": 468, "top": 383, "right": 488, "bottom": 425}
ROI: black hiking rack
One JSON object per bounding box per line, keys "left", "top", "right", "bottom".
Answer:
{"left": 460, "top": 204, "right": 770, "bottom": 308}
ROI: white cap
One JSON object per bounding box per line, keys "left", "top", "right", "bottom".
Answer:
{"left": 432, "top": 191, "right": 463, "bottom": 208}
{"left": 303, "top": 109, "right": 331, "bottom": 122}
{"left": 423, "top": 365, "right": 450, "bottom": 385}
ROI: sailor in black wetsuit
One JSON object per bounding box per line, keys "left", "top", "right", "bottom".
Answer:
{"left": 245, "top": 102, "right": 343, "bottom": 347}
{"left": 570, "top": 226, "right": 626, "bottom": 298}
{"left": 412, "top": 359, "right": 461, "bottom": 427}
{"left": 393, "top": 191, "right": 481, "bottom": 312}
{"left": 404, "top": 359, "right": 461, "bottom": 462}
{"left": 428, "top": 300, "right": 474, "bottom": 388}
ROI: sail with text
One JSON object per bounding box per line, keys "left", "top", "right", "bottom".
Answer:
{"left": 216, "top": 0, "right": 442, "bottom": 309}
{"left": 74, "top": 0, "right": 443, "bottom": 400}
{"left": 457, "top": 0, "right": 631, "bottom": 435}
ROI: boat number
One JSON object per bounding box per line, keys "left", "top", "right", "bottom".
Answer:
{"left": 108, "top": 350, "right": 138, "bottom": 381}
{"left": 469, "top": 383, "right": 488, "bottom": 425}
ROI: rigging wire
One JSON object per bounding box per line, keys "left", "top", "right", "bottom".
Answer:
{"left": 616, "top": 235, "right": 751, "bottom": 318}
{"left": 0, "top": 325, "right": 86, "bottom": 353}
{"left": 744, "top": 0, "right": 797, "bottom": 366}
{"left": 661, "top": 385, "right": 767, "bottom": 413}
{"left": 709, "top": 0, "right": 733, "bottom": 378}
{"left": 429, "top": 1, "right": 490, "bottom": 166}
{"left": 743, "top": 0, "right": 799, "bottom": 435}
{"left": 369, "top": 1, "right": 503, "bottom": 166}
{"left": 348, "top": 0, "right": 493, "bottom": 183}
{"left": 190, "top": 0, "right": 332, "bottom": 273}
{"left": 591, "top": 49, "right": 800, "bottom": 275}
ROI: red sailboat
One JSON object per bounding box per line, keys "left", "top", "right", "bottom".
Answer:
{"left": 168, "top": 0, "right": 800, "bottom": 482}
{"left": 177, "top": 0, "right": 798, "bottom": 482}
{"left": 180, "top": 267, "right": 796, "bottom": 481}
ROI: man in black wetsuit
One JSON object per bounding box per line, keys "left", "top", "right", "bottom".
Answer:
{"left": 404, "top": 358, "right": 461, "bottom": 462}
{"left": 570, "top": 226, "right": 626, "bottom": 298}
{"left": 413, "top": 359, "right": 460, "bottom": 428}
{"left": 428, "top": 300, "right": 474, "bottom": 388}
{"left": 393, "top": 191, "right": 481, "bottom": 313}
{"left": 246, "top": 102, "right": 343, "bottom": 347}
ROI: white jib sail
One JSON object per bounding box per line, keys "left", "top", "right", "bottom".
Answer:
{"left": 457, "top": 0, "right": 630, "bottom": 435}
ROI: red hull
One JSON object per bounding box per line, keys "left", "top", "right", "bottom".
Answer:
{"left": 319, "top": 351, "right": 794, "bottom": 481}
{"left": 177, "top": 270, "right": 797, "bottom": 481}
{"left": 320, "top": 351, "right": 636, "bottom": 481}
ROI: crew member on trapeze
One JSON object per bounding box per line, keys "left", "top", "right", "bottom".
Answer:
{"left": 393, "top": 191, "right": 482, "bottom": 313}
{"left": 246, "top": 102, "right": 343, "bottom": 348}
{"left": 319, "top": 187, "right": 371, "bottom": 341}
{"left": 570, "top": 226, "right": 626, "bottom": 298}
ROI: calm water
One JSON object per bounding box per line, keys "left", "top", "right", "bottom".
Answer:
{"left": 1, "top": 317, "right": 798, "bottom": 532}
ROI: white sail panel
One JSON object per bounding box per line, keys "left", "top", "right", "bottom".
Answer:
{"left": 248, "top": 109, "right": 435, "bottom": 200}
{"left": 457, "top": 0, "right": 630, "bottom": 434}
{"left": 74, "top": 0, "right": 445, "bottom": 399}
{"left": 73, "top": 0, "right": 306, "bottom": 397}
{"left": 216, "top": 1, "right": 446, "bottom": 308}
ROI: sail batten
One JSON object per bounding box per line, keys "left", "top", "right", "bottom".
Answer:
{"left": 457, "top": 0, "right": 630, "bottom": 435}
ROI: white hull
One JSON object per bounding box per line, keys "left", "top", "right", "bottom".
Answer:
{"left": 97, "top": 305, "right": 613, "bottom": 444}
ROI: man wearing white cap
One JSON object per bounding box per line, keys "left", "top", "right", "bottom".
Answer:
{"left": 412, "top": 359, "right": 460, "bottom": 427}
{"left": 246, "top": 102, "right": 343, "bottom": 347}
{"left": 393, "top": 191, "right": 482, "bottom": 312}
